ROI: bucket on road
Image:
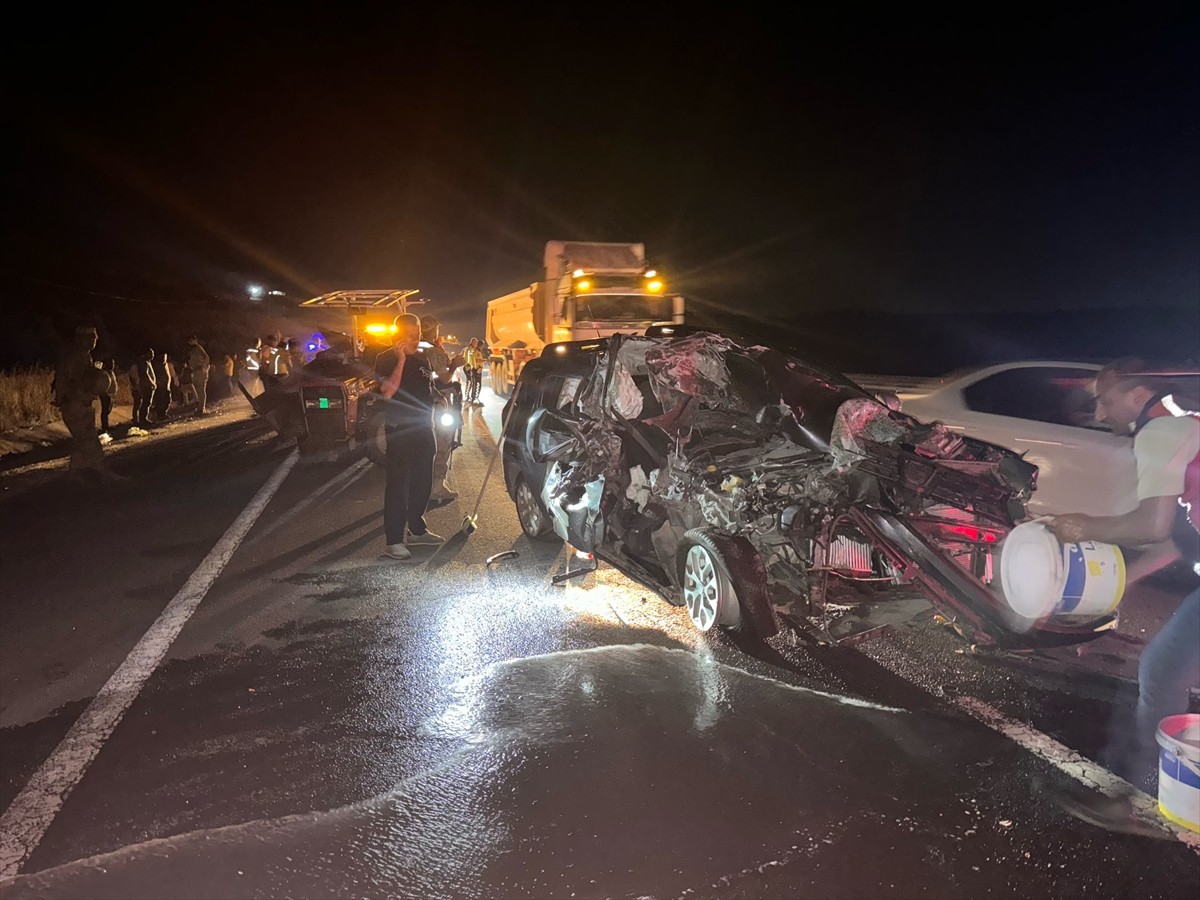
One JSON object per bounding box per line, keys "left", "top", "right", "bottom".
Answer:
{"left": 1156, "top": 713, "right": 1200, "bottom": 832}
{"left": 996, "top": 522, "right": 1126, "bottom": 620}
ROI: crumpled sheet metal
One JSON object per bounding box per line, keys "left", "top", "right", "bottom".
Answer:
{"left": 563, "top": 425, "right": 623, "bottom": 488}
{"left": 542, "top": 460, "right": 606, "bottom": 546}
{"left": 830, "top": 397, "right": 907, "bottom": 471}
{"left": 625, "top": 464, "right": 658, "bottom": 512}
{"left": 911, "top": 422, "right": 966, "bottom": 459}
{"left": 607, "top": 362, "right": 644, "bottom": 420}
{"left": 644, "top": 332, "right": 733, "bottom": 413}
{"left": 829, "top": 397, "right": 969, "bottom": 471}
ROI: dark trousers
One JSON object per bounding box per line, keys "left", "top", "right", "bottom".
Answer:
{"left": 1102, "top": 583, "right": 1200, "bottom": 789}
{"left": 153, "top": 387, "right": 170, "bottom": 421}
{"left": 383, "top": 425, "right": 436, "bottom": 545}
{"left": 99, "top": 394, "right": 113, "bottom": 432}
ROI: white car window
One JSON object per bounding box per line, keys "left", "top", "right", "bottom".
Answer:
{"left": 962, "top": 367, "right": 1100, "bottom": 429}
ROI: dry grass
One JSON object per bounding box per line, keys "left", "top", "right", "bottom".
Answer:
{"left": 0, "top": 367, "right": 55, "bottom": 431}
{"left": 0, "top": 367, "right": 133, "bottom": 432}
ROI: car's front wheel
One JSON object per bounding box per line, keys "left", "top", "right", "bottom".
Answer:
{"left": 677, "top": 529, "right": 779, "bottom": 640}
{"left": 680, "top": 533, "right": 743, "bottom": 632}
{"left": 515, "top": 475, "right": 556, "bottom": 541}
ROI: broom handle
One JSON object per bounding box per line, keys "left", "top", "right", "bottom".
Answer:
{"left": 470, "top": 438, "right": 502, "bottom": 519}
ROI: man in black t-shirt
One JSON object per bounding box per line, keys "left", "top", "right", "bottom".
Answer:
{"left": 374, "top": 314, "right": 445, "bottom": 559}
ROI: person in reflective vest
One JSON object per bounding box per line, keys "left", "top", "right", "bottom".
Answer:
{"left": 1048, "top": 357, "right": 1200, "bottom": 829}
{"left": 240, "top": 339, "right": 265, "bottom": 398}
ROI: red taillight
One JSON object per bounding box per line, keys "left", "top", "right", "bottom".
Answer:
{"left": 948, "top": 524, "right": 997, "bottom": 543}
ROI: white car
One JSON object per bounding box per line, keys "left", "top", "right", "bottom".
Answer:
{"left": 865, "top": 361, "right": 1139, "bottom": 518}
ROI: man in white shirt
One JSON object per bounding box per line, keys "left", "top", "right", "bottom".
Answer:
{"left": 1049, "top": 357, "right": 1199, "bottom": 829}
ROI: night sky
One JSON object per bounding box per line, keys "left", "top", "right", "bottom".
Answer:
{"left": 5, "top": 6, "right": 1198, "bottom": 344}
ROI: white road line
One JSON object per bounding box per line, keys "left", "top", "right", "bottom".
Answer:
{"left": 0, "top": 449, "right": 300, "bottom": 879}
{"left": 952, "top": 695, "right": 1200, "bottom": 851}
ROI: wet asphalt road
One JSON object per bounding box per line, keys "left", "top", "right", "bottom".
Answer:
{"left": 1, "top": 391, "right": 1198, "bottom": 898}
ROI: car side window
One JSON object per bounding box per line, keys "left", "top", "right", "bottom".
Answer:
{"left": 539, "top": 375, "right": 565, "bottom": 411}
{"left": 530, "top": 408, "right": 579, "bottom": 462}
{"left": 962, "top": 367, "right": 1099, "bottom": 429}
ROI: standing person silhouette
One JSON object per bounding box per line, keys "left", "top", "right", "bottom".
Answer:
{"left": 375, "top": 314, "right": 445, "bottom": 559}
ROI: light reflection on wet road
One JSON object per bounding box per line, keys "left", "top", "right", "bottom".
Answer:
{"left": 1, "top": 643, "right": 1158, "bottom": 899}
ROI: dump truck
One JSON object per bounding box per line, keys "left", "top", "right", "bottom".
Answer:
{"left": 484, "top": 240, "right": 685, "bottom": 397}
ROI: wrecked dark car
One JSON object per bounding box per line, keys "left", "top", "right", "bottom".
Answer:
{"left": 500, "top": 329, "right": 1118, "bottom": 649}
{"left": 243, "top": 333, "right": 388, "bottom": 459}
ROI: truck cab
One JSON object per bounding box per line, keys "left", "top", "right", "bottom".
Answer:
{"left": 486, "top": 240, "right": 685, "bottom": 397}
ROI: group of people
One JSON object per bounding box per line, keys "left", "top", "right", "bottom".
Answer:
{"left": 239, "top": 332, "right": 299, "bottom": 398}
{"left": 53, "top": 327, "right": 233, "bottom": 479}
{"left": 461, "top": 337, "right": 489, "bottom": 405}
{"left": 126, "top": 337, "right": 218, "bottom": 429}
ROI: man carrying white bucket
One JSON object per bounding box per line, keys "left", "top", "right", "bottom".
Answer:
{"left": 1048, "top": 357, "right": 1200, "bottom": 830}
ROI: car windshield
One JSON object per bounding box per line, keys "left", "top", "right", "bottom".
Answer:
{"left": 579, "top": 332, "right": 874, "bottom": 455}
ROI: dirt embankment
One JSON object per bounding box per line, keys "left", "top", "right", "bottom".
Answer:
{"left": 0, "top": 369, "right": 135, "bottom": 435}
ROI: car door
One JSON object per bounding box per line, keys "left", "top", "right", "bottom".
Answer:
{"left": 527, "top": 386, "right": 607, "bottom": 549}
{"left": 906, "top": 365, "right": 1137, "bottom": 517}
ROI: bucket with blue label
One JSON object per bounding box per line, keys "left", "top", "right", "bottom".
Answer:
{"left": 996, "top": 522, "right": 1126, "bottom": 620}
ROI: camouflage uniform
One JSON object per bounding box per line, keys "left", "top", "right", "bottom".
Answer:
{"left": 54, "top": 327, "right": 108, "bottom": 474}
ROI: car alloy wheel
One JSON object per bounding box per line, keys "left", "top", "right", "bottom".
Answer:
{"left": 681, "top": 542, "right": 741, "bottom": 632}
{"left": 515, "top": 476, "right": 550, "bottom": 539}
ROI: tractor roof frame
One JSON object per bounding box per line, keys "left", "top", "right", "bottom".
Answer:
{"left": 300, "top": 289, "right": 426, "bottom": 310}
{"left": 300, "top": 290, "right": 432, "bottom": 360}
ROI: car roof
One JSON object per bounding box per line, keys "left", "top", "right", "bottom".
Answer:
{"left": 896, "top": 360, "right": 1105, "bottom": 396}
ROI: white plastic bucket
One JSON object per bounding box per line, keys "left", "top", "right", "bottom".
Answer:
{"left": 1157, "top": 713, "right": 1200, "bottom": 832}
{"left": 996, "top": 522, "right": 1126, "bottom": 619}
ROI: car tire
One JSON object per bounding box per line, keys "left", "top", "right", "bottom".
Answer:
{"left": 365, "top": 411, "right": 388, "bottom": 467}
{"left": 515, "top": 475, "right": 557, "bottom": 541}
{"left": 677, "top": 529, "right": 778, "bottom": 639}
